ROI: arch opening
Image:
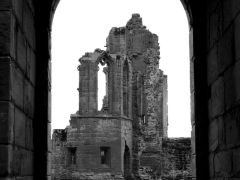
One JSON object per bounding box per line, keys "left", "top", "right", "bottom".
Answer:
{"left": 50, "top": 0, "right": 193, "bottom": 179}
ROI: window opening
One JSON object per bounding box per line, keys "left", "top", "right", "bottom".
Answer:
{"left": 98, "top": 64, "right": 107, "bottom": 110}
{"left": 67, "top": 147, "right": 77, "bottom": 165}
{"left": 100, "top": 147, "right": 111, "bottom": 167}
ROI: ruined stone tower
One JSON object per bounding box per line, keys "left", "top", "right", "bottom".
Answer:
{"left": 51, "top": 14, "right": 190, "bottom": 180}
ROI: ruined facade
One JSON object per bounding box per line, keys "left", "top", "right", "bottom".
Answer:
{"left": 51, "top": 14, "right": 191, "bottom": 180}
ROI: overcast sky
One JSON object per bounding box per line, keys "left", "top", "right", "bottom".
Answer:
{"left": 51, "top": 0, "right": 191, "bottom": 137}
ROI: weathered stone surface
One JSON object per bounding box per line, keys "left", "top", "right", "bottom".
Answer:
{"left": 0, "top": 58, "right": 10, "bottom": 100}
{"left": 0, "top": 11, "right": 11, "bottom": 56}
{"left": 14, "top": 107, "right": 26, "bottom": 147}
{"left": 214, "top": 151, "right": 232, "bottom": 177}
{"left": 12, "top": 147, "right": 33, "bottom": 176}
{"left": 161, "top": 138, "right": 192, "bottom": 179}
{"left": 16, "top": 28, "right": 27, "bottom": 73}
{"left": 11, "top": 64, "right": 24, "bottom": 109}
{"left": 211, "top": 77, "right": 224, "bottom": 118}
{"left": 0, "top": 101, "right": 14, "bottom": 144}
{"left": 0, "top": 145, "right": 13, "bottom": 176}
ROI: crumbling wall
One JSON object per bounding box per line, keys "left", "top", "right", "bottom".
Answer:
{"left": 161, "top": 138, "right": 191, "bottom": 180}
{"left": 135, "top": 48, "right": 164, "bottom": 179}
{"left": 51, "top": 129, "right": 67, "bottom": 179}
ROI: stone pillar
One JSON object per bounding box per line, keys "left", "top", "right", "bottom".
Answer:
{"left": 88, "top": 62, "right": 98, "bottom": 113}
{"left": 108, "top": 55, "right": 122, "bottom": 115}
{"left": 78, "top": 61, "right": 98, "bottom": 114}
{"left": 113, "top": 56, "right": 123, "bottom": 115}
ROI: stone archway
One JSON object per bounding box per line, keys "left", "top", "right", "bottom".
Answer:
{"left": 36, "top": 1, "right": 208, "bottom": 178}
{"left": 3, "top": 0, "right": 240, "bottom": 179}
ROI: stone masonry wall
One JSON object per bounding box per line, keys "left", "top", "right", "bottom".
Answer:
{"left": 205, "top": 0, "right": 240, "bottom": 179}
{"left": 161, "top": 138, "right": 191, "bottom": 180}
{"left": 0, "top": 0, "right": 36, "bottom": 179}
{"left": 134, "top": 48, "right": 170, "bottom": 180}
{"left": 51, "top": 115, "right": 132, "bottom": 180}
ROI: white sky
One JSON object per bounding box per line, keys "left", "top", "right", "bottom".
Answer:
{"left": 51, "top": 0, "right": 191, "bottom": 137}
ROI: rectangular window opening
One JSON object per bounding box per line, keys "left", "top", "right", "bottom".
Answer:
{"left": 100, "top": 146, "right": 111, "bottom": 167}
{"left": 67, "top": 147, "right": 77, "bottom": 165}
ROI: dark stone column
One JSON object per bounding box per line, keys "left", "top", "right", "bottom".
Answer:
{"left": 78, "top": 61, "right": 98, "bottom": 114}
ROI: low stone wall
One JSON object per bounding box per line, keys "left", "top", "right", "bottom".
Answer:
{"left": 52, "top": 172, "right": 124, "bottom": 180}
{"left": 161, "top": 138, "right": 191, "bottom": 180}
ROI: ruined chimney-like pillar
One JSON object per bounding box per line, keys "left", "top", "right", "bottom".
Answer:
{"left": 78, "top": 61, "right": 98, "bottom": 114}
{"left": 108, "top": 55, "right": 122, "bottom": 115}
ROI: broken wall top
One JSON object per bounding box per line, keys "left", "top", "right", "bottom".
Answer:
{"left": 106, "top": 14, "right": 160, "bottom": 64}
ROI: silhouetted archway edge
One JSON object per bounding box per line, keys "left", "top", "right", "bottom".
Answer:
{"left": 34, "top": 0, "right": 209, "bottom": 179}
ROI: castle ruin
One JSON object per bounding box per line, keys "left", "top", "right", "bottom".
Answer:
{"left": 51, "top": 14, "right": 191, "bottom": 180}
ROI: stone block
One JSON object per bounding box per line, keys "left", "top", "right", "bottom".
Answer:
{"left": 23, "top": 80, "right": 34, "bottom": 118}
{"left": 224, "top": 62, "right": 240, "bottom": 110}
{"left": 211, "top": 77, "right": 224, "bottom": 117}
{"left": 12, "top": 0, "right": 23, "bottom": 25}
{"left": 217, "top": 26, "right": 234, "bottom": 74}
{"left": 23, "top": 2, "right": 35, "bottom": 49}
{"left": 0, "top": 58, "right": 10, "bottom": 100}
{"left": 214, "top": 150, "right": 232, "bottom": 177}
{"left": 206, "top": 0, "right": 220, "bottom": 14}
{"left": 225, "top": 109, "right": 240, "bottom": 148}
{"left": 233, "top": 148, "right": 240, "bottom": 176}
{"left": 11, "top": 64, "right": 24, "bottom": 109}
{"left": 0, "top": 11, "right": 11, "bottom": 56}
{"left": 207, "top": 46, "right": 218, "bottom": 85}
{"left": 26, "top": 45, "right": 36, "bottom": 84}
{"left": 10, "top": 15, "right": 16, "bottom": 60}
{"left": 13, "top": 147, "right": 33, "bottom": 176}
{"left": 209, "top": 118, "right": 218, "bottom": 152}
{"left": 25, "top": 118, "right": 33, "bottom": 150}
{"left": 0, "top": 0, "right": 11, "bottom": 10}
{"left": 0, "top": 101, "right": 14, "bottom": 143}
{"left": 25, "top": 0, "right": 34, "bottom": 13}
{"left": 234, "top": 14, "right": 240, "bottom": 62}
{"left": 14, "top": 108, "right": 26, "bottom": 147}
{"left": 0, "top": 145, "right": 12, "bottom": 176}
{"left": 223, "top": 0, "right": 240, "bottom": 30}
{"left": 217, "top": 116, "right": 225, "bottom": 150}
{"left": 208, "top": 99, "right": 212, "bottom": 119}
{"left": 21, "top": 150, "right": 33, "bottom": 176}
{"left": 224, "top": 66, "right": 234, "bottom": 110}
{"left": 16, "top": 28, "right": 26, "bottom": 73}
{"left": 208, "top": 7, "right": 221, "bottom": 48}
{"left": 209, "top": 153, "right": 214, "bottom": 177}
{"left": 233, "top": 61, "right": 240, "bottom": 102}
